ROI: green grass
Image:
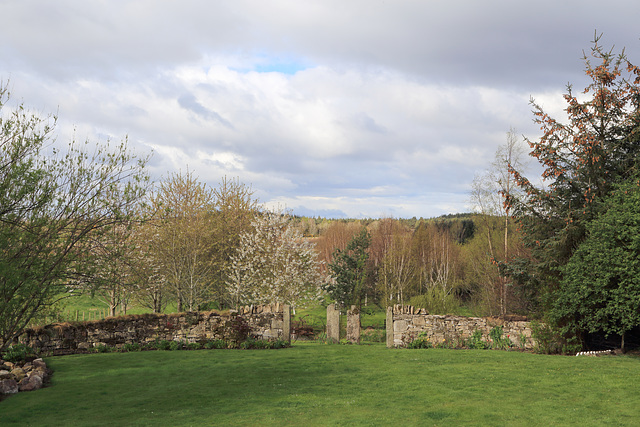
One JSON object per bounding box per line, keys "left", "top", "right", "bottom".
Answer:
{"left": 2, "top": 344, "right": 639, "bottom": 426}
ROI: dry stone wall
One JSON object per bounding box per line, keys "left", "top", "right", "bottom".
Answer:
{"left": 386, "top": 305, "right": 537, "bottom": 349}
{"left": 17, "top": 304, "right": 290, "bottom": 356}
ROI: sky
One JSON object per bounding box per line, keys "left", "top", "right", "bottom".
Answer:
{"left": 1, "top": 1, "right": 639, "bottom": 219}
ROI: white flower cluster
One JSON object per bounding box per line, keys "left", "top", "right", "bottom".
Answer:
{"left": 226, "top": 209, "right": 326, "bottom": 310}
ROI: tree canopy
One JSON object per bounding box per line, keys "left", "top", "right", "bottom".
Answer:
{"left": 227, "top": 210, "right": 325, "bottom": 310}
{"left": 0, "top": 83, "right": 150, "bottom": 351}
{"left": 554, "top": 178, "right": 640, "bottom": 350}
{"left": 326, "top": 227, "right": 371, "bottom": 309}
{"left": 505, "top": 35, "right": 640, "bottom": 347}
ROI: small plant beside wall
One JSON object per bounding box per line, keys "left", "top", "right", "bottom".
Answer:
{"left": 466, "top": 330, "right": 488, "bottom": 350}
{"left": 1, "top": 344, "right": 37, "bottom": 363}
{"left": 225, "top": 315, "right": 252, "bottom": 345}
{"left": 407, "top": 332, "right": 432, "bottom": 349}
{"left": 406, "top": 327, "right": 518, "bottom": 351}
{"left": 88, "top": 338, "right": 290, "bottom": 353}
{"left": 488, "top": 326, "right": 513, "bottom": 350}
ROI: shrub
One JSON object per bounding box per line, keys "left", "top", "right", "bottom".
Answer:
{"left": 407, "top": 332, "right": 432, "bottom": 349}
{"left": 226, "top": 315, "right": 251, "bottom": 344}
{"left": 151, "top": 340, "right": 173, "bottom": 351}
{"left": 121, "top": 343, "right": 142, "bottom": 352}
{"left": 530, "top": 321, "right": 565, "bottom": 354}
{"left": 466, "top": 330, "right": 488, "bottom": 349}
{"left": 434, "top": 338, "right": 457, "bottom": 349}
{"left": 240, "top": 338, "right": 258, "bottom": 349}
{"left": 204, "top": 339, "right": 228, "bottom": 349}
{"left": 169, "top": 340, "right": 185, "bottom": 351}
{"left": 186, "top": 342, "right": 202, "bottom": 350}
{"left": 269, "top": 339, "right": 290, "bottom": 349}
{"left": 313, "top": 331, "right": 331, "bottom": 344}
{"left": 2, "top": 344, "right": 36, "bottom": 363}
{"left": 408, "top": 287, "right": 460, "bottom": 315}
{"left": 93, "top": 344, "right": 112, "bottom": 353}
{"left": 488, "top": 326, "right": 513, "bottom": 350}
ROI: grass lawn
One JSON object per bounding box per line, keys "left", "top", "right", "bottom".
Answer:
{"left": 2, "top": 344, "right": 638, "bottom": 426}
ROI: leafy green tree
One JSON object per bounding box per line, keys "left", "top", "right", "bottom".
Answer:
{"left": 0, "top": 83, "right": 149, "bottom": 351}
{"left": 326, "top": 227, "right": 371, "bottom": 309}
{"left": 505, "top": 36, "right": 640, "bottom": 317}
{"left": 87, "top": 223, "right": 138, "bottom": 316}
{"left": 554, "top": 178, "right": 640, "bottom": 351}
{"left": 210, "top": 176, "right": 259, "bottom": 307}
{"left": 149, "top": 171, "right": 217, "bottom": 312}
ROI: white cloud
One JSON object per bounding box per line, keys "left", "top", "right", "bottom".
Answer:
{"left": 2, "top": 1, "right": 639, "bottom": 218}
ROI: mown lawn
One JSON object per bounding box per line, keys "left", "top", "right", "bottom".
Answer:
{"left": 2, "top": 343, "right": 638, "bottom": 426}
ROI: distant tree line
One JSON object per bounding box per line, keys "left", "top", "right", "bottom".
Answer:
{"left": 314, "top": 214, "right": 529, "bottom": 316}
{"left": 3, "top": 35, "right": 640, "bottom": 354}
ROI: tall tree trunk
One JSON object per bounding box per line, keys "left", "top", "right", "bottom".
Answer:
{"left": 503, "top": 213, "right": 509, "bottom": 317}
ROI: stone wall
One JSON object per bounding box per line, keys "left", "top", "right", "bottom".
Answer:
{"left": 17, "top": 304, "right": 290, "bottom": 356}
{"left": 386, "top": 305, "right": 537, "bottom": 349}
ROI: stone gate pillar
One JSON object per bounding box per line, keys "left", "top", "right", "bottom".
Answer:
{"left": 386, "top": 305, "right": 394, "bottom": 348}
{"left": 346, "top": 305, "right": 360, "bottom": 344}
{"left": 283, "top": 304, "right": 291, "bottom": 343}
{"left": 326, "top": 304, "right": 340, "bottom": 343}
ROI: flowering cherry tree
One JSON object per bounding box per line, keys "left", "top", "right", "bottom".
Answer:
{"left": 227, "top": 210, "right": 325, "bottom": 312}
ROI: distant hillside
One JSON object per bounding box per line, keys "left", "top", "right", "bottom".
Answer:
{"left": 291, "top": 212, "right": 478, "bottom": 244}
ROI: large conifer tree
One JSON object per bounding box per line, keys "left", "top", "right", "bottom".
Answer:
{"left": 504, "top": 35, "right": 640, "bottom": 345}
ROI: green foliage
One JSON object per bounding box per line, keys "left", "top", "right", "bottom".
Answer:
{"left": 0, "top": 83, "right": 150, "bottom": 352}
{"left": 203, "top": 339, "right": 228, "bottom": 349}
{"left": 93, "top": 344, "right": 112, "bottom": 354}
{"left": 406, "top": 328, "right": 516, "bottom": 351}
{"left": 168, "top": 340, "right": 185, "bottom": 351}
{"left": 86, "top": 337, "right": 288, "bottom": 353}
{"left": 186, "top": 342, "right": 202, "bottom": 350}
{"left": 151, "top": 339, "right": 173, "bottom": 351}
{"left": 433, "top": 338, "right": 457, "bottom": 349}
{"left": 488, "top": 326, "right": 513, "bottom": 350}
{"left": 530, "top": 321, "right": 564, "bottom": 354}
{"left": 553, "top": 178, "right": 640, "bottom": 350}
{"left": 408, "top": 287, "right": 460, "bottom": 315}
{"left": 313, "top": 331, "right": 331, "bottom": 344}
{"left": 1, "top": 343, "right": 36, "bottom": 363}
{"left": 466, "top": 330, "right": 488, "bottom": 349}
{"left": 504, "top": 36, "right": 640, "bottom": 332}
{"left": 407, "top": 332, "right": 433, "bottom": 349}
{"left": 121, "top": 343, "right": 142, "bottom": 352}
{"left": 326, "top": 227, "right": 371, "bottom": 308}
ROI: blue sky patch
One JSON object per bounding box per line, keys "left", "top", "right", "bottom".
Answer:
{"left": 254, "top": 60, "right": 309, "bottom": 75}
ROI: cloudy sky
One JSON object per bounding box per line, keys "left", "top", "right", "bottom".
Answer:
{"left": 1, "top": 1, "right": 639, "bottom": 218}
